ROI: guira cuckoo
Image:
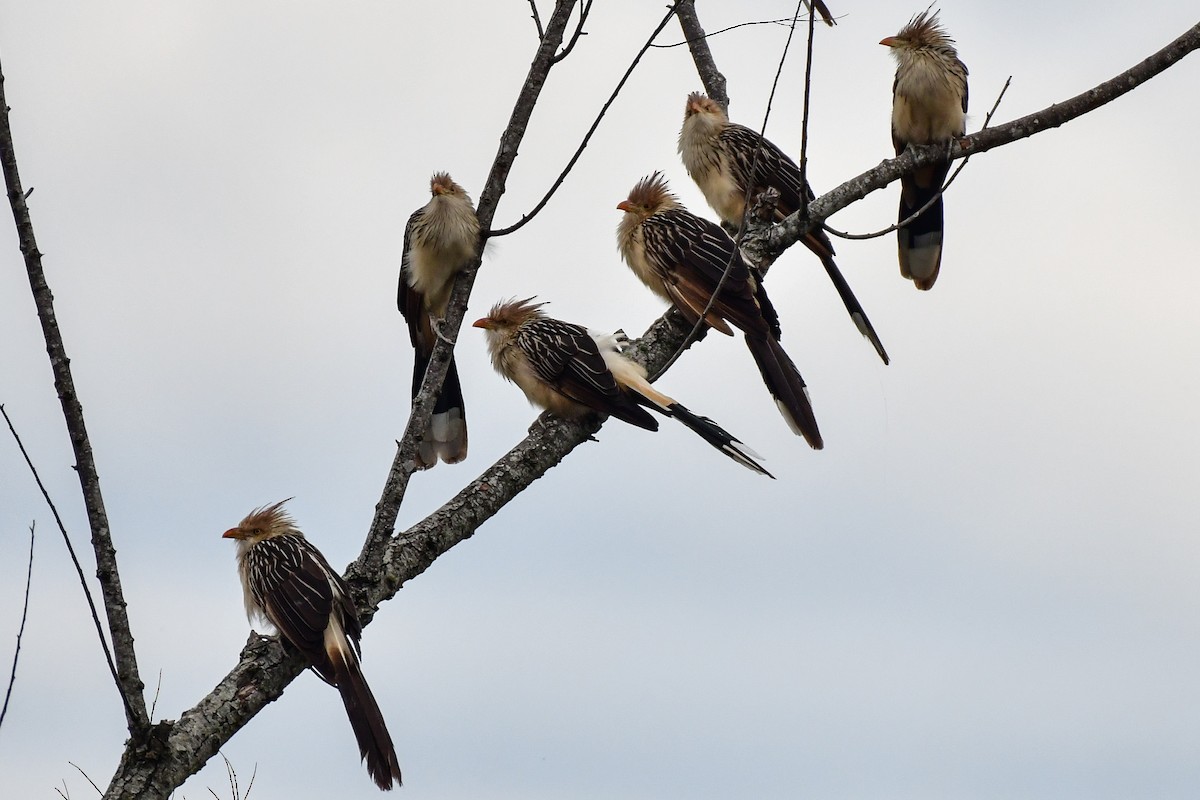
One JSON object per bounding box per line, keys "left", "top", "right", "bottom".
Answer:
{"left": 678, "top": 91, "right": 889, "bottom": 364}
{"left": 398, "top": 172, "right": 479, "bottom": 467}
{"left": 881, "top": 10, "right": 968, "bottom": 290}
{"left": 474, "top": 298, "right": 773, "bottom": 476}
{"left": 224, "top": 501, "right": 403, "bottom": 790}
{"left": 616, "top": 173, "right": 822, "bottom": 450}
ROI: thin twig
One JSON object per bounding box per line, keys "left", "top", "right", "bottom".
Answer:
{"left": 553, "top": 0, "right": 594, "bottom": 63}
{"left": 824, "top": 76, "right": 1012, "bottom": 241}
{"left": 149, "top": 668, "right": 163, "bottom": 722}
{"left": 796, "top": 0, "right": 817, "bottom": 226}
{"left": 1, "top": 406, "right": 136, "bottom": 728}
{"left": 653, "top": 17, "right": 796, "bottom": 48}
{"left": 489, "top": 2, "right": 680, "bottom": 237}
{"left": 527, "top": 0, "right": 544, "bottom": 39}
{"left": 70, "top": 761, "right": 103, "bottom": 795}
{"left": 1, "top": 402, "right": 135, "bottom": 729}
{"left": 651, "top": 0, "right": 807, "bottom": 381}
{"left": 0, "top": 53, "right": 148, "bottom": 733}
{"left": 0, "top": 520, "right": 34, "bottom": 732}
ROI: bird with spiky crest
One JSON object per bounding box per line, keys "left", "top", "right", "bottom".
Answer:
{"left": 616, "top": 173, "right": 823, "bottom": 449}
{"left": 881, "top": 9, "right": 968, "bottom": 290}
{"left": 224, "top": 501, "right": 403, "bottom": 790}
{"left": 678, "top": 91, "right": 889, "bottom": 364}
{"left": 474, "top": 298, "right": 773, "bottom": 476}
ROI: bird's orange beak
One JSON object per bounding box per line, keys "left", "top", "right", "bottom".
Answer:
{"left": 616, "top": 200, "right": 634, "bottom": 212}
{"left": 879, "top": 36, "right": 898, "bottom": 47}
{"left": 222, "top": 528, "right": 242, "bottom": 539}
{"left": 472, "top": 318, "right": 491, "bottom": 329}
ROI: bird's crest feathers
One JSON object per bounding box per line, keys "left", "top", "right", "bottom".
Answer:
{"left": 230, "top": 498, "right": 298, "bottom": 541}
{"left": 623, "top": 172, "right": 682, "bottom": 217}
{"left": 483, "top": 297, "right": 547, "bottom": 330}
{"left": 893, "top": 9, "right": 954, "bottom": 50}
{"left": 684, "top": 92, "right": 726, "bottom": 122}
{"left": 430, "top": 171, "right": 470, "bottom": 200}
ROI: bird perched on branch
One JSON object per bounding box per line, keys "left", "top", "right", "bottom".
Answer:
{"left": 616, "top": 173, "right": 822, "bottom": 450}
{"left": 881, "top": 10, "right": 968, "bottom": 290}
{"left": 474, "top": 298, "right": 773, "bottom": 476}
{"left": 223, "top": 501, "right": 403, "bottom": 790}
{"left": 678, "top": 91, "right": 889, "bottom": 364}
{"left": 398, "top": 172, "right": 480, "bottom": 467}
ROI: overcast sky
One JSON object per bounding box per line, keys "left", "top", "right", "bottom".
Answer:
{"left": 2, "top": 2, "right": 1199, "bottom": 798}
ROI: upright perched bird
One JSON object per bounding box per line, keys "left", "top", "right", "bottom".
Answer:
{"left": 398, "top": 172, "right": 480, "bottom": 467}
{"left": 475, "top": 298, "right": 772, "bottom": 476}
{"left": 881, "top": 10, "right": 968, "bottom": 290}
{"left": 678, "top": 92, "right": 889, "bottom": 364}
{"left": 617, "top": 173, "right": 822, "bottom": 450}
{"left": 223, "top": 501, "right": 403, "bottom": 790}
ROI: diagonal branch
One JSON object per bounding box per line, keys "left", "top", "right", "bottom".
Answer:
{"left": 0, "top": 52, "right": 149, "bottom": 735}
{"left": 752, "top": 20, "right": 1200, "bottom": 262}
{"left": 354, "top": 0, "right": 580, "bottom": 578}
{"left": 676, "top": 0, "right": 727, "bottom": 106}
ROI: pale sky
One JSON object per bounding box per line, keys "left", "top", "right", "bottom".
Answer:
{"left": 2, "top": 2, "right": 1199, "bottom": 798}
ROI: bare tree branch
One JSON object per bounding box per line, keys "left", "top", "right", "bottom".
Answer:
{"left": 676, "top": 0, "right": 727, "bottom": 107}
{"left": 0, "top": 56, "right": 148, "bottom": 733}
{"left": 753, "top": 21, "right": 1200, "bottom": 262}
{"left": 489, "top": 2, "right": 681, "bottom": 237}
{"left": 553, "top": 0, "right": 594, "bottom": 63}
{"left": 528, "top": 0, "right": 545, "bottom": 39}
{"left": 0, "top": 520, "right": 34, "bottom": 733}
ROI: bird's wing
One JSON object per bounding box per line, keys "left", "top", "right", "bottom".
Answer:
{"left": 516, "top": 317, "right": 656, "bottom": 429}
{"left": 720, "top": 123, "right": 811, "bottom": 217}
{"left": 642, "top": 209, "right": 769, "bottom": 337}
{"left": 249, "top": 536, "right": 347, "bottom": 680}
{"left": 397, "top": 207, "right": 431, "bottom": 352}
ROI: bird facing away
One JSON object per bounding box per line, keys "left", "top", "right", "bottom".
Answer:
{"left": 881, "top": 10, "right": 968, "bottom": 290}
{"left": 398, "top": 172, "right": 480, "bottom": 467}
{"left": 223, "top": 501, "right": 403, "bottom": 790}
{"left": 474, "top": 298, "right": 773, "bottom": 477}
{"left": 616, "top": 173, "right": 823, "bottom": 450}
{"left": 678, "top": 91, "right": 889, "bottom": 364}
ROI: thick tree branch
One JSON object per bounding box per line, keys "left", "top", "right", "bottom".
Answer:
{"left": 103, "top": 3, "right": 581, "bottom": 797}
{"left": 0, "top": 52, "right": 149, "bottom": 735}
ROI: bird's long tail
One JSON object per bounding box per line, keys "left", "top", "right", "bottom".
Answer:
{"left": 666, "top": 403, "right": 774, "bottom": 478}
{"left": 334, "top": 651, "right": 403, "bottom": 790}
{"left": 743, "top": 334, "right": 823, "bottom": 449}
{"left": 803, "top": 233, "right": 890, "bottom": 364}
{"left": 411, "top": 351, "right": 468, "bottom": 468}
{"left": 897, "top": 161, "right": 950, "bottom": 291}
